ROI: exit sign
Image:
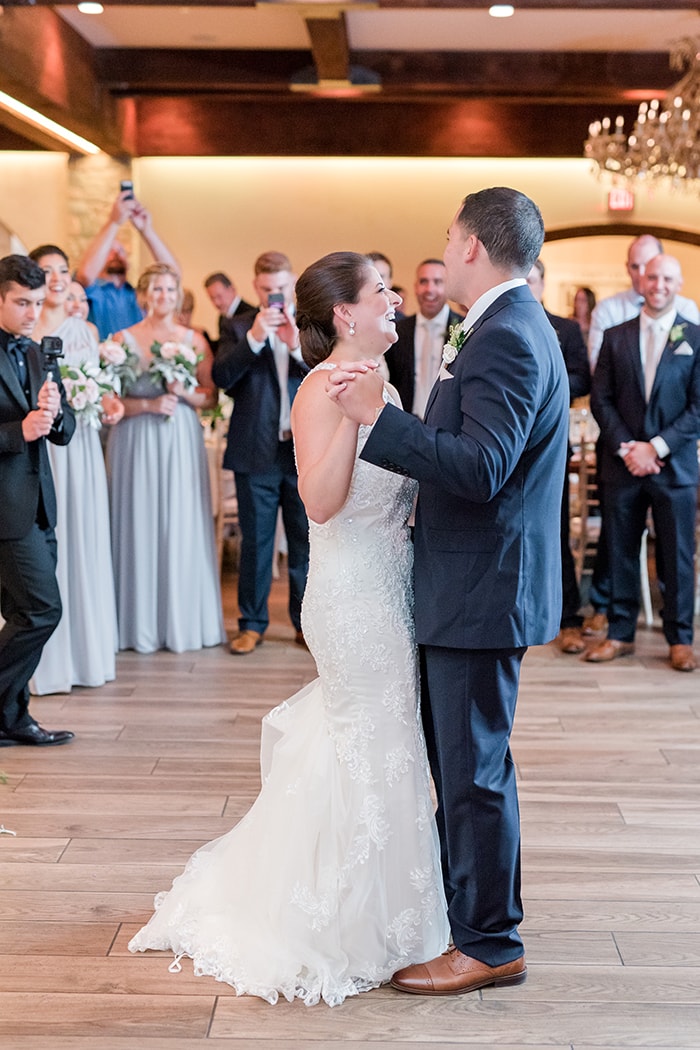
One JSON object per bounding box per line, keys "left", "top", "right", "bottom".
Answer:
{"left": 608, "top": 188, "right": 635, "bottom": 212}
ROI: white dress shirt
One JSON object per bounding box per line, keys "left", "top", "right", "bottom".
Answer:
{"left": 589, "top": 288, "right": 699, "bottom": 370}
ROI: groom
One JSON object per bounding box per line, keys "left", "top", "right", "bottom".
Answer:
{"left": 330, "top": 187, "right": 569, "bottom": 994}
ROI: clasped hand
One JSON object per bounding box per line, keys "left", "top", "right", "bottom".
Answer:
{"left": 621, "top": 440, "right": 664, "bottom": 476}
{"left": 326, "top": 360, "right": 384, "bottom": 425}
{"left": 22, "top": 378, "right": 61, "bottom": 442}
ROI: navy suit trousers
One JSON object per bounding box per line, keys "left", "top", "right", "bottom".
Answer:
{"left": 419, "top": 643, "right": 527, "bottom": 966}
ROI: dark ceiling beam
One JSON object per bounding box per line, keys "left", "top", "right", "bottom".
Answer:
{"left": 0, "top": 7, "right": 127, "bottom": 154}
{"left": 96, "top": 48, "right": 676, "bottom": 102}
{"left": 130, "top": 94, "right": 637, "bottom": 157}
{"left": 306, "top": 13, "right": 351, "bottom": 82}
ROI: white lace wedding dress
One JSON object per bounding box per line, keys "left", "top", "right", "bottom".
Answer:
{"left": 128, "top": 368, "right": 449, "bottom": 1006}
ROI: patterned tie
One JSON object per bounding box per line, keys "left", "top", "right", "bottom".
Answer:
{"left": 7, "top": 335, "right": 31, "bottom": 396}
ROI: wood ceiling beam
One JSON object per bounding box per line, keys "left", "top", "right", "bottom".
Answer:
{"left": 0, "top": 7, "right": 128, "bottom": 154}
{"left": 305, "top": 13, "right": 351, "bottom": 83}
{"left": 96, "top": 48, "right": 676, "bottom": 103}
{"left": 130, "top": 94, "right": 637, "bottom": 157}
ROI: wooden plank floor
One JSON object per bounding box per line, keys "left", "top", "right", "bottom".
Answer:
{"left": 1, "top": 555, "right": 699, "bottom": 1049}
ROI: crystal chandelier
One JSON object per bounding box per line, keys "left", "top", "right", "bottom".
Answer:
{"left": 584, "top": 38, "right": 700, "bottom": 190}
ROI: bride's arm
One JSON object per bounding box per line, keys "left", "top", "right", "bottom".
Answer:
{"left": 291, "top": 372, "right": 359, "bottom": 525}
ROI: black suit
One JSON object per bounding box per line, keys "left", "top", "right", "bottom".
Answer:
{"left": 384, "top": 309, "right": 464, "bottom": 415}
{"left": 214, "top": 299, "right": 256, "bottom": 353}
{"left": 591, "top": 313, "right": 700, "bottom": 645}
{"left": 0, "top": 330, "right": 75, "bottom": 733}
{"left": 212, "top": 312, "right": 309, "bottom": 634}
{"left": 544, "top": 310, "right": 591, "bottom": 629}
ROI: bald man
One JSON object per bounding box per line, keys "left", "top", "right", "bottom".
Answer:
{"left": 587, "top": 254, "right": 700, "bottom": 672}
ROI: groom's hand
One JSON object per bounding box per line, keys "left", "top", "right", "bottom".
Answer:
{"left": 326, "top": 360, "right": 385, "bottom": 425}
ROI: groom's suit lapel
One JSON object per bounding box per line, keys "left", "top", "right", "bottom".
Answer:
{"left": 423, "top": 287, "right": 528, "bottom": 421}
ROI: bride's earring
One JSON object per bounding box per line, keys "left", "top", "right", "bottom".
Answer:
{"left": 349, "top": 320, "right": 356, "bottom": 336}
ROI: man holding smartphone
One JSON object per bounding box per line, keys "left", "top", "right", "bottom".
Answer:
{"left": 212, "top": 251, "right": 310, "bottom": 655}
{"left": 0, "top": 255, "right": 76, "bottom": 746}
{"left": 75, "top": 186, "right": 180, "bottom": 340}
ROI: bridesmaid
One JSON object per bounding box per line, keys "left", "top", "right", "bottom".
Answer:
{"left": 29, "top": 244, "right": 122, "bottom": 695}
{"left": 108, "top": 263, "right": 225, "bottom": 653}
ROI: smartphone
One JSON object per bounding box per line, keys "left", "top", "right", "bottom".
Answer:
{"left": 120, "top": 179, "right": 134, "bottom": 200}
{"left": 268, "top": 292, "right": 285, "bottom": 310}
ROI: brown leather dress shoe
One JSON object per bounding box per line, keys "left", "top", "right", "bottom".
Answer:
{"left": 669, "top": 644, "right": 697, "bottom": 672}
{"left": 582, "top": 612, "right": 608, "bottom": 636}
{"left": 584, "top": 638, "right": 635, "bottom": 662}
{"left": 390, "top": 946, "right": 527, "bottom": 996}
{"left": 230, "top": 630, "right": 263, "bottom": 655}
{"left": 557, "top": 627, "right": 585, "bottom": 654}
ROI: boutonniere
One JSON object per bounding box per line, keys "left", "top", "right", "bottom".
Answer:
{"left": 442, "top": 323, "right": 474, "bottom": 365}
{"left": 669, "top": 322, "right": 687, "bottom": 345}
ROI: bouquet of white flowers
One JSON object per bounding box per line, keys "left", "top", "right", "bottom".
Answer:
{"left": 60, "top": 362, "right": 116, "bottom": 429}
{"left": 99, "top": 339, "right": 140, "bottom": 396}
{"left": 148, "top": 340, "right": 201, "bottom": 394}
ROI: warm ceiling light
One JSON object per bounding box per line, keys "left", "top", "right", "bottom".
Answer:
{"left": 0, "top": 91, "right": 101, "bottom": 154}
{"left": 489, "top": 4, "right": 515, "bottom": 16}
{"left": 77, "top": 3, "right": 104, "bottom": 13}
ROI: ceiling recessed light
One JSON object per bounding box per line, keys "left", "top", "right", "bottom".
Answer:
{"left": 489, "top": 4, "right": 515, "bottom": 16}
{"left": 77, "top": 3, "right": 104, "bottom": 14}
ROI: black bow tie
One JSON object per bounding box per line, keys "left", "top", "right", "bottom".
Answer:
{"left": 6, "top": 335, "right": 31, "bottom": 394}
{"left": 7, "top": 335, "right": 30, "bottom": 355}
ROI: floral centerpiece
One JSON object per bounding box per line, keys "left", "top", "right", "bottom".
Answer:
{"left": 99, "top": 339, "right": 140, "bottom": 396}
{"left": 148, "top": 340, "right": 201, "bottom": 394}
{"left": 60, "top": 362, "right": 117, "bottom": 429}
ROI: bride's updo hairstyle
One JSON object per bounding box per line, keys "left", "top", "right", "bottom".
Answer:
{"left": 136, "top": 262, "right": 183, "bottom": 312}
{"left": 295, "top": 251, "right": 371, "bottom": 368}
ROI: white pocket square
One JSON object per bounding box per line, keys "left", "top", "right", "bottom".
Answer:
{"left": 438, "top": 364, "right": 455, "bottom": 381}
{"left": 673, "top": 341, "right": 694, "bottom": 356}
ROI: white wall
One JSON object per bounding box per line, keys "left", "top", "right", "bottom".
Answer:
{"left": 3, "top": 152, "right": 700, "bottom": 328}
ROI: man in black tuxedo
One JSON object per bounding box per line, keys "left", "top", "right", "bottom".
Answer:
{"left": 526, "top": 258, "right": 591, "bottom": 654}
{"left": 586, "top": 253, "right": 700, "bottom": 672}
{"left": 212, "top": 251, "right": 309, "bottom": 655}
{"left": 0, "top": 255, "right": 76, "bottom": 746}
{"left": 331, "top": 188, "right": 569, "bottom": 995}
{"left": 384, "top": 258, "right": 464, "bottom": 415}
{"left": 204, "top": 271, "right": 255, "bottom": 352}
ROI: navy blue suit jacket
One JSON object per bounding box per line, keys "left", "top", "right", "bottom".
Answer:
{"left": 384, "top": 309, "right": 464, "bottom": 415}
{"left": 591, "top": 313, "right": 700, "bottom": 489}
{"left": 211, "top": 311, "right": 309, "bottom": 474}
{"left": 361, "top": 285, "right": 570, "bottom": 650}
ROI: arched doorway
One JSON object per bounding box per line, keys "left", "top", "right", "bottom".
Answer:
{"left": 541, "top": 223, "right": 700, "bottom": 318}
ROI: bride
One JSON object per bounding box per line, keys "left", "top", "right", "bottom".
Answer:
{"left": 128, "top": 251, "right": 449, "bottom": 1006}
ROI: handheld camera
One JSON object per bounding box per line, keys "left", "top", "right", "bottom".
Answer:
{"left": 41, "top": 336, "right": 64, "bottom": 377}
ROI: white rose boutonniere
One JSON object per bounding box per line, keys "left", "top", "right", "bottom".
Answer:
{"left": 669, "top": 322, "right": 687, "bottom": 345}
{"left": 442, "top": 322, "right": 474, "bottom": 366}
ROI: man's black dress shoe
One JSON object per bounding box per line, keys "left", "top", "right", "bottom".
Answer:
{"left": 0, "top": 724, "right": 75, "bottom": 747}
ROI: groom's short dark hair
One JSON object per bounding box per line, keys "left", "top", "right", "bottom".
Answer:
{"left": 457, "top": 187, "right": 544, "bottom": 276}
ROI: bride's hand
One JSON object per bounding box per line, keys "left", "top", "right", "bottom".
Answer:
{"left": 326, "top": 361, "right": 384, "bottom": 425}
{"left": 326, "top": 359, "right": 379, "bottom": 394}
